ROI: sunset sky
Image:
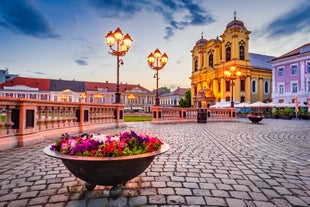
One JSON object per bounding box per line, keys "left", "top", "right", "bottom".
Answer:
{"left": 0, "top": 0, "right": 309, "bottom": 90}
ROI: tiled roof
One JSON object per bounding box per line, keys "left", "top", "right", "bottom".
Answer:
{"left": 0, "top": 77, "right": 50, "bottom": 91}
{"left": 161, "top": 87, "right": 189, "bottom": 97}
{"left": 85, "top": 82, "right": 151, "bottom": 93}
{"left": 271, "top": 43, "right": 310, "bottom": 61}
{"left": 0, "top": 77, "right": 151, "bottom": 93}
{"left": 49, "top": 79, "right": 85, "bottom": 92}
{"left": 249, "top": 53, "right": 275, "bottom": 70}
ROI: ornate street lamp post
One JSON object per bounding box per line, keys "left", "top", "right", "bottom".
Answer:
{"left": 147, "top": 49, "right": 168, "bottom": 106}
{"left": 128, "top": 94, "right": 135, "bottom": 112}
{"left": 224, "top": 66, "right": 242, "bottom": 108}
{"left": 105, "top": 28, "right": 133, "bottom": 104}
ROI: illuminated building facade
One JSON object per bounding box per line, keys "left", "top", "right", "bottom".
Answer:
{"left": 190, "top": 14, "right": 275, "bottom": 107}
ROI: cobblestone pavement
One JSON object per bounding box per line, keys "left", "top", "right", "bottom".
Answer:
{"left": 0, "top": 118, "right": 310, "bottom": 207}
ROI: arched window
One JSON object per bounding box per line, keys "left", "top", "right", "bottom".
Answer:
{"left": 239, "top": 41, "right": 245, "bottom": 60}
{"left": 264, "top": 80, "right": 269, "bottom": 94}
{"left": 251, "top": 79, "right": 257, "bottom": 93}
{"left": 194, "top": 56, "right": 198, "bottom": 71}
{"left": 226, "top": 43, "right": 231, "bottom": 61}
{"left": 209, "top": 53, "right": 213, "bottom": 67}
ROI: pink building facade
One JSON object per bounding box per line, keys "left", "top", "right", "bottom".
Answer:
{"left": 271, "top": 43, "right": 310, "bottom": 105}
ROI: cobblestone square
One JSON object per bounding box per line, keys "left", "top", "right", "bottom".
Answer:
{"left": 0, "top": 119, "right": 309, "bottom": 207}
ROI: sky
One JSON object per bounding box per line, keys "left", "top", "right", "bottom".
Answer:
{"left": 0, "top": 0, "right": 309, "bottom": 91}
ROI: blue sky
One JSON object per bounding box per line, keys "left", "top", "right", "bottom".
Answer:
{"left": 0, "top": 0, "right": 309, "bottom": 90}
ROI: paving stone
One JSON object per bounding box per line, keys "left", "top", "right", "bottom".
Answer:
{"left": 285, "top": 195, "right": 308, "bottom": 206}
{"left": 205, "top": 196, "right": 226, "bottom": 206}
{"left": 128, "top": 196, "right": 147, "bottom": 206}
{"left": 185, "top": 196, "right": 206, "bottom": 205}
{"left": 167, "top": 195, "right": 185, "bottom": 204}
{"left": 149, "top": 195, "right": 166, "bottom": 204}
{"left": 7, "top": 199, "right": 29, "bottom": 207}
{"left": 28, "top": 196, "right": 49, "bottom": 205}
{"left": 226, "top": 198, "right": 246, "bottom": 207}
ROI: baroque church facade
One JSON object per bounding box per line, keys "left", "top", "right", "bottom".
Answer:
{"left": 190, "top": 14, "right": 275, "bottom": 107}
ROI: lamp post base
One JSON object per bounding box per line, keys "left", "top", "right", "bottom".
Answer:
{"left": 115, "top": 92, "right": 121, "bottom": 104}
{"left": 155, "top": 98, "right": 160, "bottom": 106}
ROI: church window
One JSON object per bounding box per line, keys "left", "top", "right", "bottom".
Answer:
{"left": 251, "top": 79, "right": 257, "bottom": 93}
{"left": 239, "top": 41, "right": 245, "bottom": 60}
{"left": 226, "top": 43, "right": 231, "bottom": 61}
{"left": 264, "top": 80, "right": 269, "bottom": 94}
{"left": 209, "top": 53, "right": 213, "bottom": 67}
{"left": 194, "top": 56, "right": 198, "bottom": 71}
{"left": 226, "top": 81, "right": 230, "bottom": 92}
{"left": 240, "top": 79, "right": 245, "bottom": 91}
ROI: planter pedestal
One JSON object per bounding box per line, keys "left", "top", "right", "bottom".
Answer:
{"left": 247, "top": 115, "right": 264, "bottom": 124}
{"left": 44, "top": 142, "right": 170, "bottom": 199}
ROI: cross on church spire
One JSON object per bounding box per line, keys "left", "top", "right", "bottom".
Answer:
{"left": 234, "top": 10, "right": 237, "bottom": 20}
{"left": 201, "top": 31, "right": 204, "bottom": 39}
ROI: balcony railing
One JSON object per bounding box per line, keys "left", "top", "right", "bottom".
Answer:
{"left": 0, "top": 97, "right": 124, "bottom": 150}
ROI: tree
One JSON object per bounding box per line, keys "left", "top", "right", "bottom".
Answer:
{"left": 179, "top": 89, "right": 191, "bottom": 107}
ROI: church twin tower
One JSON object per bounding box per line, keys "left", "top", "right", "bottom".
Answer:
{"left": 190, "top": 13, "right": 273, "bottom": 107}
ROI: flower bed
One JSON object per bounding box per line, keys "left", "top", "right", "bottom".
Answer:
{"left": 50, "top": 130, "right": 163, "bottom": 157}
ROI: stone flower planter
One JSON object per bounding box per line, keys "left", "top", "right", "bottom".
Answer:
{"left": 43, "top": 142, "right": 170, "bottom": 198}
{"left": 247, "top": 114, "right": 264, "bottom": 124}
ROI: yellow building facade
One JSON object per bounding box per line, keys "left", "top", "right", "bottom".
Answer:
{"left": 190, "top": 14, "right": 274, "bottom": 107}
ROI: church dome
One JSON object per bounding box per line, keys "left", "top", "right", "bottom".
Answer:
{"left": 195, "top": 38, "right": 207, "bottom": 47}
{"left": 226, "top": 19, "right": 244, "bottom": 29}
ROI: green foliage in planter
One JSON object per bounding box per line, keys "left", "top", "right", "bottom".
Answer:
{"left": 298, "top": 109, "right": 307, "bottom": 115}
{"left": 280, "top": 108, "right": 294, "bottom": 116}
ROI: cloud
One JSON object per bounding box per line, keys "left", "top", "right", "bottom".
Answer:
{"left": 0, "top": 0, "right": 60, "bottom": 38}
{"left": 27, "top": 70, "right": 46, "bottom": 75}
{"left": 264, "top": 1, "right": 310, "bottom": 38}
{"left": 75, "top": 59, "right": 88, "bottom": 66}
{"left": 89, "top": 0, "right": 215, "bottom": 40}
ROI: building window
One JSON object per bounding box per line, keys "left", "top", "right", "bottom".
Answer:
{"left": 307, "top": 81, "right": 310, "bottom": 92}
{"left": 251, "top": 79, "right": 257, "bottom": 93}
{"left": 291, "top": 65, "right": 297, "bottom": 75}
{"left": 225, "top": 96, "right": 230, "bottom": 101}
{"left": 90, "top": 96, "right": 94, "bottom": 103}
{"left": 292, "top": 82, "right": 298, "bottom": 93}
{"left": 239, "top": 40, "right": 245, "bottom": 60}
{"left": 194, "top": 57, "right": 198, "bottom": 71}
{"left": 209, "top": 53, "right": 213, "bottom": 67}
{"left": 240, "top": 96, "right": 245, "bottom": 102}
{"left": 264, "top": 80, "right": 269, "bottom": 94}
{"left": 218, "top": 82, "right": 221, "bottom": 93}
{"left": 18, "top": 94, "right": 25, "bottom": 98}
{"left": 240, "top": 79, "right": 245, "bottom": 91}
{"left": 41, "top": 95, "right": 47, "bottom": 100}
{"left": 225, "top": 42, "right": 231, "bottom": 61}
{"left": 102, "top": 97, "right": 106, "bottom": 104}
{"left": 279, "top": 84, "right": 284, "bottom": 94}
{"left": 68, "top": 96, "right": 73, "bottom": 102}
{"left": 54, "top": 95, "right": 58, "bottom": 101}
{"left": 225, "top": 81, "right": 230, "bottom": 92}
{"left": 308, "top": 62, "right": 310, "bottom": 72}
{"left": 110, "top": 95, "right": 114, "bottom": 103}
{"left": 278, "top": 68, "right": 284, "bottom": 77}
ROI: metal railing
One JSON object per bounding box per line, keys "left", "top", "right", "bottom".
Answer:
{"left": 0, "top": 97, "right": 124, "bottom": 150}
